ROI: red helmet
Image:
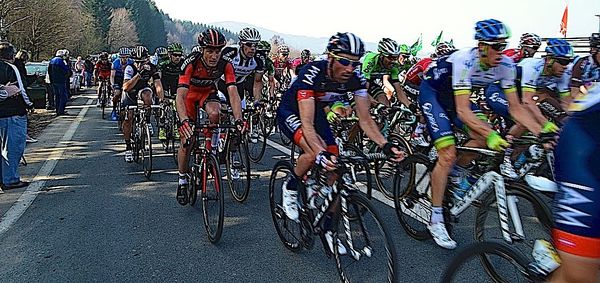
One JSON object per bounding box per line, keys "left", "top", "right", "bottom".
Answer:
{"left": 198, "top": 28, "right": 226, "bottom": 48}
{"left": 519, "top": 33, "right": 541, "bottom": 48}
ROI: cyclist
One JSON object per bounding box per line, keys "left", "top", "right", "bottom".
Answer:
{"left": 94, "top": 52, "right": 112, "bottom": 107}
{"left": 569, "top": 33, "right": 600, "bottom": 105}
{"left": 256, "top": 40, "right": 276, "bottom": 101}
{"left": 291, "top": 49, "right": 312, "bottom": 76}
{"left": 503, "top": 33, "right": 542, "bottom": 63}
{"left": 152, "top": 46, "right": 168, "bottom": 66}
{"left": 110, "top": 47, "right": 134, "bottom": 121}
{"left": 158, "top": 42, "right": 185, "bottom": 141}
{"left": 551, "top": 71, "right": 600, "bottom": 282}
{"left": 122, "top": 45, "right": 165, "bottom": 162}
{"left": 277, "top": 32, "right": 405, "bottom": 253}
{"left": 419, "top": 19, "right": 543, "bottom": 249}
{"left": 362, "top": 38, "right": 417, "bottom": 112}
{"left": 273, "top": 44, "right": 293, "bottom": 90}
{"left": 175, "top": 28, "right": 244, "bottom": 205}
{"left": 217, "top": 27, "right": 265, "bottom": 108}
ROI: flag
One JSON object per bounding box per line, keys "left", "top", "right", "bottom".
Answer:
{"left": 431, "top": 30, "right": 443, "bottom": 47}
{"left": 410, "top": 34, "right": 422, "bottom": 56}
{"left": 560, "top": 5, "right": 568, "bottom": 37}
{"left": 449, "top": 39, "right": 454, "bottom": 46}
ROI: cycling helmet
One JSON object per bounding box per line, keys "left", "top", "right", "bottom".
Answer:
{"left": 118, "top": 47, "right": 131, "bottom": 57}
{"left": 111, "top": 53, "right": 118, "bottom": 61}
{"left": 55, "top": 49, "right": 65, "bottom": 57}
{"left": 167, "top": 43, "right": 183, "bottom": 54}
{"left": 377, "top": 38, "right": 401, "bottom": 56}
{"left": 131, "top": 45, "right": 149, "bottom": 61}
{"left": 301, "top": 49, "right": 311, "bottom": 58}
{"left": 239, "top": 27, "right": 261, "bottom": 42}
{"left": 399, "top": 44, "right": 410, "bottom": 55}
{"left": 155, "top": 46, "right": 167, "bottom": 57}
{"left": 277, "top": 44, "right": 290, "bottom": 54}
{"left": 257, "top": 41, "right": 271, "bottom": 52}
{"left": 191, "top": 45, "right": 202, "bottom": 53}
{"left": 197, "top": 28, "right": 227, "bottom": 48}
{"left": 326, "top": 32, "right": 365, "bottom": 57}
{"left": 435, "top": 41, "right": 456, "bottom": 57}
{"left": 590, "top": 33, "right": 600, "bottom": 49}
{"left": 99, "top": 52, "right": 109, "bottom": 60}
{"left": 519, "top": 33, "right": 541, "bottom": 48}
{"left": 474, "top": 19, "right": 510, "bottom": 41}
{"left": 545, "top": 38, "right": 574, "bottom": 59}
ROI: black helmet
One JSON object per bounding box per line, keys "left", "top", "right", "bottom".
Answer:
{"left": 198, "top": 28, "right": 227, "bottom": 48}
{"left": 326, "top": 32, "right": 365, "bottom": 57}
{"left": 131, "top": 45, "right": 149, "bottom": 61}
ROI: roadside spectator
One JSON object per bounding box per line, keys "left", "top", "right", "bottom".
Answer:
{"left": 64, "top": 50, "right": 72, "bottom": 98}
{"left": 45, "top": 70, "right": 54, "bottom": 110}
{"left": 75, "top": 56, "right": 84, "bottom": 90}
{"left": 14, "top": 50, "right": 37, "bottom": 143}
{"left": 48, "top": 49, "right": 70, "bottom": 116}
{"left": 0, "top": 42, "right": 32, "bottom": 192}
{"left": 84, "top": 56, "right": 94, "bottom": 87}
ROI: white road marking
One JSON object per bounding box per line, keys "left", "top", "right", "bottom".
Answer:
{"left": 265, "top": 139, "right": 394, "bottom": 208}
{"left": 0, "top": 99, "right": 94, "bottom": 236}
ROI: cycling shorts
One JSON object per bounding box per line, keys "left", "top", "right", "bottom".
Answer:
{"left": 185, "top": 90, "right": 220, "bottom": 121}
{"left": 276, "top": 104, "right": 338, "bottom": 155}
{"left": 217, "top": 80, "right": 253, "bottom": 104}
{"left": 553, "top": 103, "right": 600, "bottom": 258}
{"left": 402, "top": 83, "right": 420, "bottom": 101}
{"left": 122, "top": 87, "right": 152, "bottom": 107}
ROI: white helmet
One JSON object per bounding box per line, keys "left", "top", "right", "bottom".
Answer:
{"left": 238, "top": 27, "right": 261, "bottom": 42}
{"left": 377, "top": 38, "right": 401, "bottom": 56}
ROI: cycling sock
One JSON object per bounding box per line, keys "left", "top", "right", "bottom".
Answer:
{"left": 178, "top": 173, "right": 188, "bottom": 185}
{"left": 431, "top": 206, "right": 444, "bottom": 224}
{"left": 125, "top": 140, "right": 131, "bottom": 150}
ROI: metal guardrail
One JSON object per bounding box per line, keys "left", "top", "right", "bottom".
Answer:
{"left": 539, "top": 36, "right": 592, "bottom": 56}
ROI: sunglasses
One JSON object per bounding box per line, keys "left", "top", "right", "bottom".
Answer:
{"left": 281, "top": 53, "right": 289, "bottom": 56}
{"left": 243, "top": 42, "right": 258, "bottom": 48}
{"left": 385, "top": 55, "right": 400, "bottom": 61}
{"left": 553, "top": 57, "right": 572, "bottom": 66}
{"left": 329, "top": 52, "right": 361, "bottom": 68}
{"left": 171, "top": 53, "right": 183, "bottom": 57}
{"left": 481, "top": 41, "right": 508, "bottom": 52}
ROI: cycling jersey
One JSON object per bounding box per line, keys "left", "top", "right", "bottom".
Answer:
{"left": 420, "top": 48, "right": 515, "bottom": 149}
{"left": 503, "top": 48, "right": 523, "bottom": 63}
{"left": 122, "top": 63, "right": 160, "bottom": 106}
{"left": 361, "top": 52, "right": 401, "bottom": 82}
{"left": 292, "top": 57, "right": 310, "bottom": 73}
{"left": 277, "top": 60, "right": 367, "bottom": 149}
{"left": 179, "top": 53, "right": 236, "bottom": 121}
{"left": 273, "top": 58, "right": 293, "bottom": 78}
{"left": 553, "top": 82, "right": 600, "bottom": 258}
{"left": 159, "top": 59, "right": 183, "bottom": 97}
{"left": 570, "top": 55, "right": 600, "bottom": 88}
{"left": 95, "top": 61, "right": 112, "bottom": 80}
{"left": 220, "top": 46, "right": 264, "bottom": 84}
{"left": 404, "top": 57, "right": 433, "bottom": 86}
{"left": 256, "top": 51, "right": 274, "bottom": 76}
{"left": 112, "top": 58, "right": 134, "bottom": 84}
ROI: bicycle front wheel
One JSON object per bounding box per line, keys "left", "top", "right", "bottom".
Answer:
{"left": 374, "top": 134, "right": 413, "bottom": 199}
{"left": 335, "top": 192, "right": 398, "bottom": 283}
{"left": 202, "top": 153, "right": 224, "bottom": 244}
{"left": 142, "top": 124, "right": 153, "bottom": 179}
{"left": 247, "top": 113, "right": 267, "bottom": 163}
{"left": 440, "top": 241, "right": 535, "bottom": 283}
{"left": 269, "top": 161, "right": 303, "bottom": 252}
{"left": 226, "top": 137, "right": 251, "bottom": 202}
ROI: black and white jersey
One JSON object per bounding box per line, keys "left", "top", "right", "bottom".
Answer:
{"left": 219, "top": 46, "right": 265, "bottom": 84}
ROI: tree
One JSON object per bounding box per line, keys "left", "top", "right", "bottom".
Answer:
{"left": 107, "top": 8, "right": 139, "bottom": 51}
{"left": 0, "top": 0, "right": 30, "bottom": 41}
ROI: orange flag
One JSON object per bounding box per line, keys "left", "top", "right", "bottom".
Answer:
{"left": 560, "top": 5, "right": 568, "bottom": 37}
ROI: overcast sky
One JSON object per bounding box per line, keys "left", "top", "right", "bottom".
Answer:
{"left": 154, "top": 0, "right": 600, "bottom": 49}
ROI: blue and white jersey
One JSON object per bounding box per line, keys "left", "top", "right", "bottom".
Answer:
{"left": 112, "top": 58, "right": 134, "bottom": 80}
{"left": 571, "top": 55, "right": 600, "bottom": 87}
{"left": 570, "top": 82, "right": 600, "bottom": 113}
{"left": 424, "top": 47, "right": 516, "bottom": 97}
{"left": 518, "top": 58, "right": 571, "bottom": 94}
{"left": 279, "top": 60, "right": 367, "bottom": 112}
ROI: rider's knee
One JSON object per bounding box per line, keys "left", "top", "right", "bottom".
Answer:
{"left": 437, "top": 145, "right": 456, "bottom": 167}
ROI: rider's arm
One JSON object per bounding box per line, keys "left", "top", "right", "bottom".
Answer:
{"left": 175, "top": 63, "right": 193, "bottom": 121}
{"left": 154, "top": 78, "right": 165, "bottom": 101}
{"left": 122, "top": 66, "right": 138, "bottom": 92}
{"left": 521, "top": 88, "right": 553, "bottom": 124}
{"left": 504, "top": 88, "right": 542, "bottom": 135}
{"left": 298, "top": 91, "right": 326, "bottom": 153}
{"left": 268, "top": 74, "right": 276, "bottom": 99}
{"left": 455, "top": 92, "right": 495, "bottom": 138}
{"left": 224, "top": 63, "right": 242, "bottom": 120}
{"left": 252, "top": 72, "right": 263, "bottom": 102}
{"left": 110, "top": 70, "right": 116, "bottom": 86}
{"left": 393, "top": 81, "right": 412, "bottom": 107}
{"left": 354, "top": 95, "right": 387, "bottom": 147}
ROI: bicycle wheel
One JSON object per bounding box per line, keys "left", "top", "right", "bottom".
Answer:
{"left": 374, "top": 133, "right": 413, "bottom": 199}
{"left": 101, "top": 84, "right": 107, "bottom": 119}
{"left": 474, "top": 183, "right": 552, "bottom": 282}
{"left": 441, "top": 241, "right": 534, "bottom": 283}
{"left": 132, "top": 125, "right": 141, "bottom": 163}
{"left": 226, "top": 136, "right": 251, "bottom": 202}
{"left": 247, "top": 113, "right": 267, "bottom": 163}
{"left": 269, "top": 161, "right": 303, "bottom": 252}
{"left": 188, "top": 153, "right": 200, "bottom": 206}
{"left": 393, "top": 154, "right": 436, "bottom": 240}
{"left": 201, "top": 153, "right": 224, "bottom": 243}
{"left": 335, "top": 192, "right": 398, "bottom": 283}
{"left": 142, "top": 123, "right": 153, "bottom": 179}
{"left": 340, "top": 143, "right": 374, "bottom": 198}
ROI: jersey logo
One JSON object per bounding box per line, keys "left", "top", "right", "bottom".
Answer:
{"left": 302, "top": 65, "right": 320, "bottom": 85}
{"left": 297, "top": 90, "right": 314, "bottom": 100}
{"left": 421, "top": 103, "right": 440, "bottom": 133}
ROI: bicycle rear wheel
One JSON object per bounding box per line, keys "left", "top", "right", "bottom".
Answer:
{"left": 202, "top": 154, "right": 224, "bottom": 243}
{"left": 101, "top": 85, "right": 107, "bottom": 119}
{"left": 269, "top": 161, "right": 303, "bottom": 252}
{"left": 334, "top": 192, "right": 397, "bottom": 283}
{"left": 247, "top": 113, "right": 267, "bottom": 163}
{"left": 188, "top": 153, "right": 200, "bottom": 206}
{"left": 226, "top": 136, "right": 251, "bottom": 202}
{"left": 142, "top": 124, "right": 153, "bottom": 179}
{"left": 441, "top": 241, "right": 535, "bottom": 283}
{"left": 374, "top": 134, "right": 413, "bottom": 199}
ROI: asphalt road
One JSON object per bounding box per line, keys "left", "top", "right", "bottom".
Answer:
{"left": 0, "top": 90, "right": 520, "bottom": 282}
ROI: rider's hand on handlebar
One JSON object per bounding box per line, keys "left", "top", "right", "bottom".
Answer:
{"left": 178, "top": 119, "right": 193, "bottom": 145}
{"left": 382, "top": 142, "right": 406, "bottom": 162}
{"left": 486, "top": 131, "right": 510, "bottom": 151}
{"left": 315, "top": 151, "right": 337, "bottom": 171}
{"left": 326, "top": 111, "right": 340, "bottom": 123}
{"left": 234, "top": 119, "right": 246, "bottom": 134}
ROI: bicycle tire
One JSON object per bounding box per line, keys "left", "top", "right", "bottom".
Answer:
{"left": 202, "top": 153, "right": 224, "bottom": 243}
{"left": 269, "top": 160, "right": 303, "bottom": 252}
{"left": 335, "top": 191, "right": 398, "bottom": 283}
{"left": 142, "top": 123, "right": 153, "bottom": 179}
{"left": 248, "top": 112, "right": 267, "bottom": 163}
{"left": 440, "top": 241, "right": 534, "bottom": 283}
{"left": 132, "top": 123, "right": 141, "bottom": 163}
{"left": 374, "top": 134, "right": 413, "bottom": 199}
{"left": 101, "top": 83, "right": 107, "bottom": 119}
{"left": 226, "top": 136, "right": 251, "bottom": 202}
{"left": 474, "top": 183, "right": 552, "bottom": 282}
{"left": 188, "top": 152, "right": 200, "bottom": 206}
{"left": 341, "top": 143, "right": 374, "bottom": 199}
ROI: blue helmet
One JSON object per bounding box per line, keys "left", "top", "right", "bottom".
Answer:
{"left": 327, "top": 32, "right": 365, "bottom": 57}
{"left": 545, "top": 38, "right": 574, "bottom": 58}
{"left": 474, "top": 19, "right": 510, "bottom": 41}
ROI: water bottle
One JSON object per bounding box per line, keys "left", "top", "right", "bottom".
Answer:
{"left": 452, "top": 177, "right": 472, "bottom": 199}
{"left": 513, "top": 151, "right": 529, "bottom": 169}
